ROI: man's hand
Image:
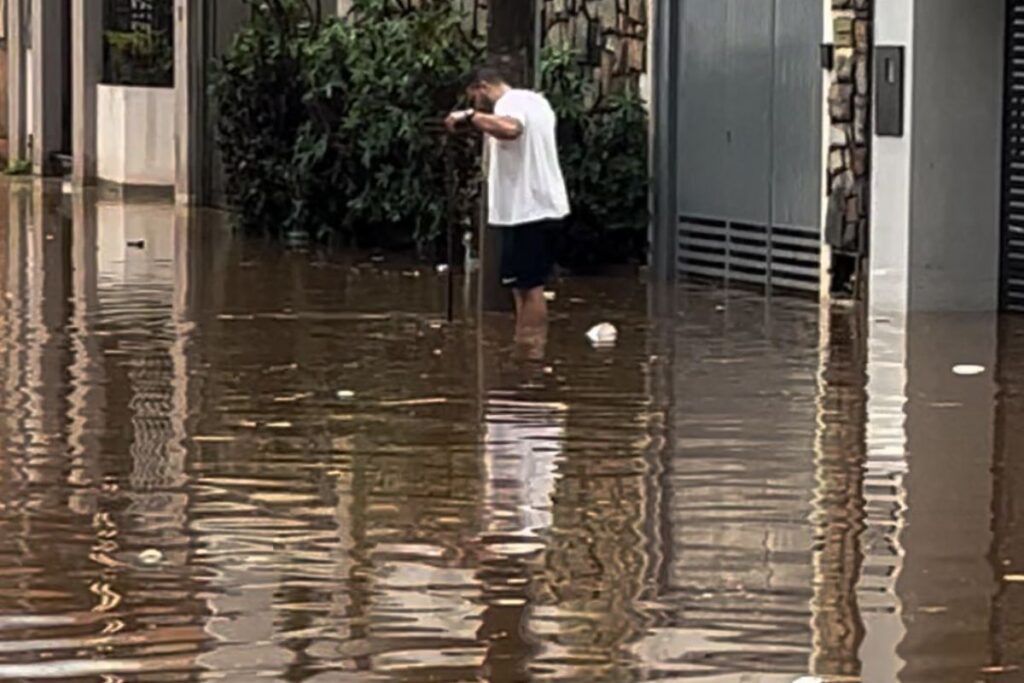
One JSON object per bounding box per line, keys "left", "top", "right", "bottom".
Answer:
{"left": 445, "top": 109, "right": 474, "bottom": 133}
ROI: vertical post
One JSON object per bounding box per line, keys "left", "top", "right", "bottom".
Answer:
{"left": 72, "top": 0, "right": 102, "bottom": 183}
{"left": 480, "top": 0, "right": 536, "bottom": 313}
{"left": 174, "top": 0, "right": 204, "bottom": 205}
{"left": 8, "top": 0, "right": 25, "bottom": 163}
{"left": 651, "top": 0, "right": 678, "bottom": 282}
{"left": 30, "top": 0, "right": 65, "bottom": 175}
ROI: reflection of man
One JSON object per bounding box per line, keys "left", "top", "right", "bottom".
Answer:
{"left": 478, "top": 394, "right": 566, "bottom": 681}
{"left": 483, "top": 395, "right": 565, "bottom": 550}
{"left": 446, "top": 67, "right": 570, "bottom": 338}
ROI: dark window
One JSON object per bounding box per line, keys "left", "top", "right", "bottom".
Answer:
{"left": 103, "top": 0, "right": 174, "bottom": 87}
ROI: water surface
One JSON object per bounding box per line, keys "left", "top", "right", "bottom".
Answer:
{"left": 0, "top": 182, "right": 1019, "bottom": 682}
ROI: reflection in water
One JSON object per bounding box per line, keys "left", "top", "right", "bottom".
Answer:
{"left": 0, "top": 180, "right": 1019, "bottom": 681}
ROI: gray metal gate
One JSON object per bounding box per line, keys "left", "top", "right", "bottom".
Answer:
{"left": 675, "top": 0, "right": 823, "bottom": 293}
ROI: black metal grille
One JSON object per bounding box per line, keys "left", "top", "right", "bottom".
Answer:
{"left": 677, "top": 216, "right": 821, "bottom": 294}
{"left": 102, "top": 0, "right": 174, "bottom": 87}
{"left": 104, "top": 0, "right": 172, "bottom": 33}
{"left": 1002, "top": 0, "right": 1024, "bottom": 311}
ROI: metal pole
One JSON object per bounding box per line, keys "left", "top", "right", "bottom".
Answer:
{"left": 444, "top": 137, "right": 455, "bottom": 322}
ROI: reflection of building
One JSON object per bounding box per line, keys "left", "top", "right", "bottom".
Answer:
{"left": 10, "top": 1, "right": 337, "bottom": 201}
{"left": 992, "top": 317, "right": 1024, "bottom": 669}
{"left": 810, "top": 307, "right": 867, "bottom": 679}
{"left": 654, "top": 292, "right": 820, "bottom": 678}
{"left": 0, "top": 186, "right": 211, "bottom": 678}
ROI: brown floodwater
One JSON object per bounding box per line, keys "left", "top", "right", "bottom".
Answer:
{"left": 0, "top": 180, "right": 1021, "bottom": 682}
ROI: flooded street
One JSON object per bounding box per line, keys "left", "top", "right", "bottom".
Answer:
{"left": 0, "top": 180, "right": 1020, "bottom": 682}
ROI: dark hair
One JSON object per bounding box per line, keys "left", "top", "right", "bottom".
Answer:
{"left": 468, "top": 65, "right": 507, "bottom": 88}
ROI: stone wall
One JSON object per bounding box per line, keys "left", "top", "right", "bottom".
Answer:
{"left": 337, "top": 0, "right": 651, "bottom": 100}
{"left": 541, "top": 0, "right": 650, "bottom": 98}
{"left": 826, "top": 0, "right": 871, "bottom": 259}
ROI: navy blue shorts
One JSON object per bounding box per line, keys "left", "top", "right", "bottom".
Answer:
{"left": 496, "top": 219, "right": 561, "bottom": 291}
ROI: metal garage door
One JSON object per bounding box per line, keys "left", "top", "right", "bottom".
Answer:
{"left": 675, "top": 0, "right": 823, "bottom": 294}
{"left": 1002, "top": 0, "right": 1024, "bottom": 311}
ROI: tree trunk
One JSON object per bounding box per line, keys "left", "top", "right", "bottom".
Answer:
{"left": 480, "top": 0, "right": 536, "bottom": 312}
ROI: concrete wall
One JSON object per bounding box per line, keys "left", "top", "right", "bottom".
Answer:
{"left": 908, "top": 0, "right": 1004, "bottom": 311}
{"left": 871, "top": 0, "right": 1005, "bottom": 314}
{"left": 97, "top": 85, "right": 175, "bottom": 186}
{"left": 869, "top": 0, "right": 914, "bottom": 315}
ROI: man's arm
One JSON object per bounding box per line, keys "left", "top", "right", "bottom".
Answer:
{"left": 445, "top": 109, "right": 523, "bottom": 141}
{"left": 470, "top": 112, "right": 523, "bottom": 141}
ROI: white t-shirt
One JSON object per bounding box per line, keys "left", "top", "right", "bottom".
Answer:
{"left": 488, "top": 89, "right": 571, "bottom": 227}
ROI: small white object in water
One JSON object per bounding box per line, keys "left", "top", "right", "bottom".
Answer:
{"left": 544, "top": 291, "right": 556, "bottom": 302}
{"left": 792, "top": 678, "right": 823, "bottom": 683}
{"left": 953, "top": 364, "right": 986, "bottom": 376}
{"left": 436, "top": 264, "right": 450, "bottom": 274}
{"left": 336, "top": 390, "right": 356, "bottom": 399}
{"left": 138, "top": 549, "right": 164, "bottom": 566}
{"left": 586, "top": 322, "right": 618, "bottom": 346}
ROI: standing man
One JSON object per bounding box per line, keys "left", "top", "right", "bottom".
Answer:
{"left": 446, "top": 67, "right": 570, "bottom": 338}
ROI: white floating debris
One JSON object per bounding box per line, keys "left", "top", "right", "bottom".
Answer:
{"left": 1003, "top": 574, "right": 1024, "bottom": 583}
{"left": 138, "top": 549, "right": 164, "bottom": 566}
{"left": 586, "top": 322, "right": 618, "bottom": 346}
{"left": 379, "top": 397, "right": 448, "bottom": 407}
{"left": 715, "top": 305, "right": 726, "bottom": 313}
{"left": 953, "top": 364, "right": 986, "bottom": 376}
{"left": 919, "top": 606, "right": 948, "bottom": 614}
{"left": 336, "top": 390, "right": 356, "bottom": 400}
{"left": 543, "top": 291, "right": 556, "bottom": 302}
{"left": 436, "top": 264, "right": 450, "bottom": 274}
{"left": 193, "top": 435, "right": 236, "bottom": 443}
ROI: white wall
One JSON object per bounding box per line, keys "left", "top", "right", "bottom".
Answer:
{"left": 871, "top": 0, "right": 1005, "bottom": 314}
{"left": 97, "top": 85, "right": 175, "bottom": 186}
{"left": 908, "top": 0, "right": 1004, "bottom": 311}
{"left": 869, "top": 0, "right": 914, "bottom": 316}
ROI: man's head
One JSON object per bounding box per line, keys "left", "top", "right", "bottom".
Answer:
{"left": 466, "top": 66, "right": 510, "bottom": 110}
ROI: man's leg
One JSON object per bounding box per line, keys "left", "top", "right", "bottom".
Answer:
{"left": 518, "top": 286, "right": 548, "bottom": 330}
{"left": 512, "top": 289, "right": 525, "bottom": 319}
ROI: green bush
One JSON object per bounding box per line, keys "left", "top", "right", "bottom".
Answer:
{"left": 213, "top": 0, "right": 481, "bottom": 250}
{"left": 338, "top": 0, "right": 483, "bottom": 250}
{"left": 4, "top": 159, "right": 31, "bottom": 176}
{"left": 541, "top": 45, "right": 650, "bottom": 271}
{"left": 212, "top": 5, "right": 648, "bottom": 265}
{"left": 211, "top": 0, "right": 323, "bottom": 237}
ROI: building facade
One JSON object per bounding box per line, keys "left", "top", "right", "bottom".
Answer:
{"left": 8, "top": 0, "right": 1014, "bottom": 314}
{"left": 654, "top": 0, "right": 1008, "bottom": 316}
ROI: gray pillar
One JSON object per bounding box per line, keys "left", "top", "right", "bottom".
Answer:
{"left": 7, "top": 0, "right": 26, "bottom": 162}
{"left": 650, "top": 0, "right": 677, "bottom": 282}
{"left": 870, "top": 0, "right": 1004, "bottom": 314}
{"left": 174, "top": 0, "right": 204, "bottom": 204}
{"left": 72, "top": 0, "right": 102, "bottom": 182}
{"left": 30, "top": 0, "right": 66, "bottom": 176}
